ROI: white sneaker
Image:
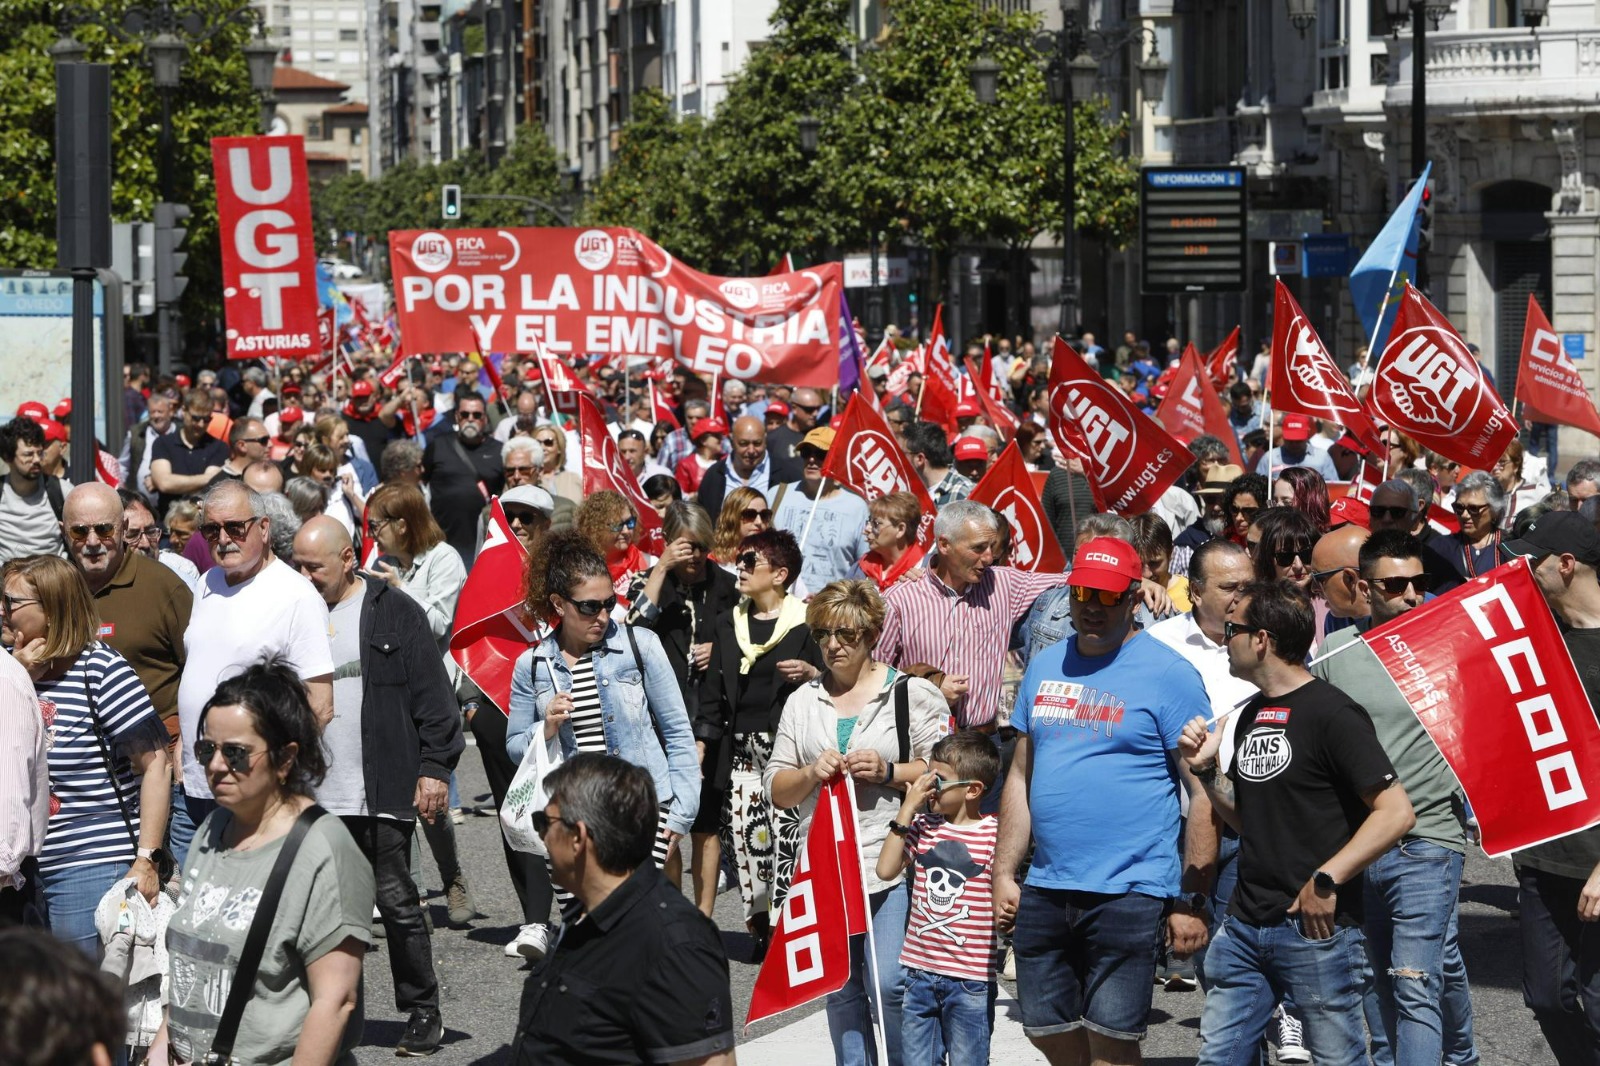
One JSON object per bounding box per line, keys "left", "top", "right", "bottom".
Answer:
{"left": 505, "top": 922, "right": 551, "bottom": 960}
{"left": 1274, "top": 1005, "right": 1311, "bottom": 1064}
{"left": 449, "top": 807, "right": 465, "bottom": 826}
{"left": 1000, "top": 944, "right": 1017, "bottom": 982}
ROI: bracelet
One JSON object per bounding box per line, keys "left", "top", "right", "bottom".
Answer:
{"left": 1193, "top": 761, "right": 1219, "bottom": 784}
{"left": 881, "top": 759, "right": 896, "bottom": 785}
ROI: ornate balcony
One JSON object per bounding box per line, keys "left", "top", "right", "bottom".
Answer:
{"left": 1385, "top": 27, "right": 1600, "bottom": 115}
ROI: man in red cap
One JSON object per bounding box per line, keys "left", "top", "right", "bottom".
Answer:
{"left": 343, "top": 377, "right": 401, "bottom": 470}
{"left": 954, "top": 398, "right": 983, "bottom": 432}
{"left": 1255, "top": 414, "right": 1337, "bottom": 482}
{"left": 952, "top": 435, "right": 991, "bottom": 482}
{"left": 38, "top": 418, "right": 69, "bottom": 480}
{"left": 995, "top": 536, "right": 1213, "bottom": 1065}
{"left": 270, "top": 406, "right": 303, "bottom": 462}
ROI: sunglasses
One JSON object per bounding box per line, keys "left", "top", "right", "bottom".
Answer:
{"left": 1452, "top": 502, "right": 1492, "bottom": 518}
{"left": 125, "top": 525, "right": 164, "bottom": 543}
{"left": 792, "top": 403, "right": 821, "bottom": 414}
{"left": 1310, "top": 565, "right": 1352, "bottom": 585}
{"left": 740, "top": 508, "right": 773, "bottom": 524}
{"left": 199, "top": 517, "right": 262, "bottom": 541}
{"left": 931, "top": 776, "right": 983, "bottom": 793}
{"left": 530, "top": 810, "right": 577, "bottom": 837}
{"left": 457, "top": 410, "right": 487, "bottom": 421}
{"left": 239, "top": 435, "right": 271, "bottom": 446}
{"left": 810, "top": 626, "right": 863, "bottom": 647}
{"left": 504, "top": 506, "right": 544, "bottom": 527}
{"left": 365, "top": 516, "right": 394, "bottom": 537}
{"left": 610, "top": 517, "right": 638, "bottom": 533}
{"left": 798, "top": 447, "right": 827, "bottom": 463}
{"left": 1230, "top": 505, "right": 1260, "bottom": 520}
{"left": 563, "top": 594, "right": 617, "bottom": 617}
{"left": 1223, "top": 619, "right": 1271, "bottom": 642}
{"left": 1368, "top": 574, "right": 1429, "bottom": 596}
{"left": 1, "top": 595, "right": 39, "bottom": 615}
{"left": 1070, "top": 585, "right": 1129, "bottom": 606}
{"left": 1273, "top": 546, "right": 1313, "bottom": 568}
{"left": 736, "top": 551, "right": 769, "bottom": 571}
{"left": 504, "top": 464, "right": 538, "bottom": 477}
{"left": 1368, "top": 505, "right": 1413, "bottom": 522}
{"left": 65, "top": 522, "right": 118, "bottom": 543}
{"left": 536, "top": 437, "right": 558, "bottom": 447}
{"left": 193, "top": 739, "right": 263, "bottom": 775}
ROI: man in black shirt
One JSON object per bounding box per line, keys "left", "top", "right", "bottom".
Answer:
{"left": 514, "top": 754, "right": 734, "bottom": 1066}
{"left": 1178, "top": 580, "right": 1415, "bottom": 1065}
{"left": 1504, "top": 512, "right": 1600, "bottom": 1063}
{"left": 421, "top": 392, "right": 502, "bottom": 565}
{"left": 149, "top": 389, "right": 229, "bottom": 519}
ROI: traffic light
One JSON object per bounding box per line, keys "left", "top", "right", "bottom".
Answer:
{"left": 442, "top": 183, "right": 462, "bottom": 221}
{"left": 153, "top": 202, "right": 191, "bottom": 304}
{"left": 1408, "top": 177, "right": 1435, "bottom": 252}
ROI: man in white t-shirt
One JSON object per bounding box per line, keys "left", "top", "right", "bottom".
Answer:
{"left": 171, "top": 480, "right": 333, "bottom": 865}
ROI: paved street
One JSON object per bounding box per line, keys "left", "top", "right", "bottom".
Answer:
{"left": 352, "top": 740, "right": 1558, "bottom": 1065}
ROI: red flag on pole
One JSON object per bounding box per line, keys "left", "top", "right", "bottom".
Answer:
{"left": 917, "top": 305, "right": 961, "bottom": 432}
{"left": 648, "top": 379, "right": 680, "bottom": 430}
{"left": 449, "top": 499, "right": 539, "bottom": 715}
{"left": 377, "top": 345, "right": 411, "bottom": 391}
{"left": 820, "top": 394, "right": 938, "bottom": 549}
{"left": 1155, "top": 345, "right": 1244, "bottom": 466}
{"left": 1515, "top": 294, "right": 1600, "bottom": 438}
{"left": 1046, "top": 338, "right": 1192, "bottom": 515}
{"left": 965, "top": 344, "right": 1020, "bottom": 442}
{"left": 1269, "top": 280, "right": 1387, "bottom": 457}
{"left": 1207, "top": 326, "right": 1240, "bottom": 388}
{"left": 1354, "top": 558, "right": 1600, "bottom": 856}
{"left": 968, "top": 442, "right": 1067, "bottom": 573}
{"left": 746, "top": 777, "right": 869, "bottom": 1028}
{"left": 567, "top": 391, "right": 666, "bottom": 555}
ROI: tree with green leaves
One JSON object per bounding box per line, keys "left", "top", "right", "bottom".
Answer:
{"left": 580, "top": 90, "right": 711, "bottom": 266}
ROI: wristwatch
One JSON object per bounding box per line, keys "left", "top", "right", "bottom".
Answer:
{"left": 1172, "top": 892, "right": 1210, "bottom": 916}
{"left": 888, "top": 820, "right": 911, "bottom": 837}
{"left": 1313, "top": 870, "right": 1339, "bottom": 894}
{"left": 136, "top": 847, "right": 158, "bottom": 861}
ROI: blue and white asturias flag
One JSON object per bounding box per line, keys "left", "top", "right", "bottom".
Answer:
{"left": 1350, "top": 161, "right": 1432, "bottom": 358}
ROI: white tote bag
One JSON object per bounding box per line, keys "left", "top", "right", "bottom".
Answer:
{"left": 501, "top": 730, "right": 565, "bottom": 856}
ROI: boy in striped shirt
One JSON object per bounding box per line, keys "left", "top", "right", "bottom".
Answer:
{"left": 877, "top": 730, "right": 1001, "bottom": 1065}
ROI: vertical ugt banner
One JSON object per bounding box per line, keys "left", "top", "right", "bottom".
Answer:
{"left": 212, "top": 136, "right": 321, "bottom": 359}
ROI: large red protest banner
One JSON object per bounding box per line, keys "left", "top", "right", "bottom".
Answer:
{"left": 1362, "top": 559, "right": 1600, "bottom": 856}
{"left": 968, "top": 442, "right": 1067, "bottom": 573}
{"left": 212, "top": 135, "right": 321, "bottom": 359}
{"left": 1369, "top": 284, "right": 1518, "bottom": 469}
{"left": 1515, "top": 294, "right": 1600, "bottom": 437}
{"left": 1156, "top": 344, "right": 1244, "bottom": 466}
{"left": 389, "top": 227, "right": 842, "bottom": 386}
{"left": 1047, "top": 338, "right": 1193, "bottom": 516}
{"left": 747, "top": 778, "right": 868, "bottom": 1028}
{"left": 820, "top": 394, "right": 937, "bottom": 548}
{"left": 1269, "top": 280, "right": 1386, "bottom": 457}
{"left": 449, "top": 499, "right": 538, "bottom": 715}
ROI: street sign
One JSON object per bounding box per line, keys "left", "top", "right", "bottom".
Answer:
{"left": 1301, "top": 234, "right": 1353, "bottom": 277}
{"left": 1269, "top": 241, "right": 1301, "bottom": 276}
{"left": 1565, "top": 332, "right": 1586, "bottom": 360}
{"left": 1140, "top": 166, "right": 1247, "bottom": 294}
{"left": 842, "top": 255, "right": 908, "bottom": 288}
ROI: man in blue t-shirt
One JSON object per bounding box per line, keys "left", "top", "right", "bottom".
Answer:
{"left": 994, "top": 536, "right": 1212, "bottom": 1064}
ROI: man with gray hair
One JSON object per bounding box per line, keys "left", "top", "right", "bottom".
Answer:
{"left": 878, "top": 499, "right": 1072, "bottom": 728}
{"left": 1567, "top": 458, "right": 1600, "bottom": 509}
{"left": 1421, "top": 470, "right": 1507, "bottom": 595}
{"left": 1368, "top": 479, "right": 1420, "bottom": 537}
{"left": 381, "top": 439, "right": 426, "bottom": 488}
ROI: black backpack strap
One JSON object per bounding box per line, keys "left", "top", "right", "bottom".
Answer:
{"left": 43, "top": 476, "right": 64, "bottom": 521}
{"left": 894, "top": 675, "right": 910, "bottom": 765}
{"left": 209, "top": 805, "right": 328, "bottom": 1063}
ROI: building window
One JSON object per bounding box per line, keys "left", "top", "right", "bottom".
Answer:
{"left": 307, "top": 118, "right": 323, "bottom": 139}
{"left": 351, "top": 129, "right": 364, "bottom": 146}
{"left": 340, "top": 28, "right": 358, "bottom": 40}
{"left": 338, "top": 50, "right": 360, "bottom": 63}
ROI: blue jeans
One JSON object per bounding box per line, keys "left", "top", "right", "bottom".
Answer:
{"left": 39, "top": 859, "right": 127, "bottom": 957}
{"left": 827, "top": 880, "right": 911, "bottom": 1066}
{"left": 1362, "top": 839, "right": 1476, "bottom": 1066}
{"left": 1198, "top": 914, "right": 1371, "bottom": 1066}
{"left": 166, "top": 788, "right": 217, "bottom": 871}
{"left": 1518, "top": 864, "right": 1600, "bottom": 1065}
{"left": 901, "top": 967, "right": 995, "bottom": 1066}
{"left": 1441, "top": 900, "right": 1480, "bottom": 1064}
{"left": 1012, "top": 886, "right": 1164, "bottom": 1041}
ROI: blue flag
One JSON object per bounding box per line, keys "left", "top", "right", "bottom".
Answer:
{"left": 1350, "top": 161, "right": 1431, "bottom": 359}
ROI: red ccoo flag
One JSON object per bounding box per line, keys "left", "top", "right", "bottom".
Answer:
{"left": 1207, "top": 326, "right": 1240, "bottom": 388}
{"left": 1515, "top": 294, "right": 1600, "bottom": 438}
{"left": 1269, "top": 280, "right": 1386, "bottom": 457}
{"left": 968, "top": 441, "right": 1066, "bottom": 573}
{"left": 449, "top": 499, "right": 540, "bottom": 715}
{"left": 820, "top": 394, "right": 938, "bottom": 549}
{"left": 1155, "top": 345, "right": 1244, "bottom": 467}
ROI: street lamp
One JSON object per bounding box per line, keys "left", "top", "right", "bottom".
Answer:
{"left": 1520, "top": 0, "right": 1549, "bottom": 25}
{"left": 797, "top": 115, "right": 821, "bottom": 156}
{"left": 1285, "top": 0, "right": 1318, "bottom": 36}
{"left": 972, "top": 8, "right": 1168, "bottom": 341}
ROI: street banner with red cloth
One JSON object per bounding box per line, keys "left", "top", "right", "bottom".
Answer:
{"left": 1369, "top": 284, "right": 1518, "bottom": 469}
{"left": 1355, "top": 558, "right": 1600, "bottom": 856}
{"left": 211, "top": 135, "right": 321, "bottom": 359}
{"left": 968, "top": 442, "right": 1066, "bottom": 573}
{"left": 1270, "top": 280, "right": 1386, "bottom": 457}
{"left": 565, "top": 390, "right": 666, "bottom": 555}
{"left": 1156, "top": 344, "right": 1244, "bottom": 466}
{"left": 965, "top": 345, "right": 1020, "bottom": 442}
{"left": 747, "top": 777, "right": 869, "bottom": 1029}
{"left": 1046, "top": 338, "right": 1191, "bottom": 515}
{"left": 1208, "top": 326, "right": 1240, "bottom": 388}
{"left": 389, "top": 227, "right": 842, "bottom": 386}
{"left": 820, "top": 394, "right": 937, "bottom": 548}
{"left": 449, "top": 499, "right": 538, "bottom": 715}
{"left": 916, "top": 305, "right": 961, "bottom": 432}
{"left": 1515, "top": 294, "right": 1600, "bottom": 437}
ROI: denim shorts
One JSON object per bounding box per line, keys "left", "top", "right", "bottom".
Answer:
{"left": 1012, "top": 884, "right": 1165, "bottom": 1041}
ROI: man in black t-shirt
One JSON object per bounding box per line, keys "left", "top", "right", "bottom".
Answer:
{"left": 421, "top": 393, "right": 503, "bottom": 566}
{"left": 1179, "top": 580, "right": 1415, "bottom": 1065}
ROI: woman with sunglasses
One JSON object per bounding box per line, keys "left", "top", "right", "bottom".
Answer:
{"left": 765, "top": 579, "right": 947, "bottom": 1066}
{"left": 1249, "top": 507, "right": 1328, "bottom": 649}
{"left": 2, "top": 556, "right": 171, "bottom": 955}
{"left": 532, "top": 423, "right": 583, "bottom": 503}
{"left": 625, "top": 502, "right": 739, "bottom": 918}
{"left": 575, "top": 490, "right": 655, "bottom": 609}
{"left": 710, "top": 487, "right": 771, "bottom": 571}
{"left": 696, "top": 530, "right": 823, "bottom": 952}
{"left": 851, "top": 491, "right": 925, "bottom": 591}
{"left": 1223, "top": 473, "right": 1268, "bottom": 547}
{"left": 149, "top": 661, "right": 373, "bottom": 1066}
{"left": 1422, "top": 470, "right": 1509, "bottom": 595}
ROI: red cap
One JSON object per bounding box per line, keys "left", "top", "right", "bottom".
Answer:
{"left": 40, "top": 419, "right": 67, "bottom": 443}
{"left": 953, "top": 437, "right": 989, "bottom": 462}
{"left": 174, "top": 374, "right": 191, "bottom": 388}
{"left": 1281, "top": 413, "right": 1314, "bottom": 441}
{"left": 15, "top": 401, "right": 48, "bottom": 423}
{"left": 280, "top": 380, "right": 303, "bottom": 396}
{"left": 53, "top": 399, "right": 72, "bottom": 420}
{"left": 1328, "top": 496, "right": 1371, "bottom": 529}
{"left": 429, "top": 362, "right": 444, "bottom": 374}
{"left": 278, "top": 405, "right": 305, "bottom": 428}
{"left": 954, "top": 399, "right": 982, "bottom": 419}
{"left": 692, "top": 417, "right": 728, "bottom": 440}
{"left": 1067, "top": 537, "right": 1143, "bottom": 592}
{"left": 764, "top": 400, "right": 790, "bottom": 418}
{"left": 350, "top": 379, "right": 375, "bottom": 398}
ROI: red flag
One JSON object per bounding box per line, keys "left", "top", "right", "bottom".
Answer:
{"left": 865, "top": 336, "right": 894, "bottom": 375}
{"left": 1046, "top": 338, "right": 1193, "bottom": 515}
{"left": 965, "top": 347, "right": 1020, "bottom": 442}
{"left": 1207, "top": 326, "right": 1240, "bottom": 388}
{"left": 1270, "top": 281, "right": 1387, "bottom": 457}
{"left": 1155, "top": 345, "right": 1244, "bottom": 466}
{"left": 768, "top": 253, "right": 797, "bottom": 275}
{"left": 968, "top": 442, "right": 1067, "bottom": 573}
{"left": 820, "top": 394, "right": 937, "bottom": 549}
{"left": 538, "top": 349, "right": 586, "bottom": 395}
{"left": 1515, "top": 295, "right": 1600, "bottom": 437}
{"left": 917, "top": 305, "right": 961, "bottom": 432}
{"left": 570, "top": 391, "right": 666, "bottom": 555}
{"left": 378, "top": 345, "right": 411, "bottom": 391}
{"left": 747, "top": 778, "right": 868, "bottom": 1028}
{"left": 1358, "top": 558, "right": 1600, "bottom": 856}
{"left": 1369, "top": 284, "right": 1519, "bottom": 470}
{"left": 448, "top": 499, "right": 539, "bottom": 715}
{"left": 648, "top": 379, "right": 680, "bottom": 430}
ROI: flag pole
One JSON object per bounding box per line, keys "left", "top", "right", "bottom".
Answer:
{"left": 798, "top": 477, "right": 829, "bottom": 551}
{"left": 844, "top": 776, "right": 891, "bottom": 1066}
{"left": 1366, "top": 269, "right": 1402, "bottom": 360}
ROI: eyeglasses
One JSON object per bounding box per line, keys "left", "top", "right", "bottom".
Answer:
{"left": 199, "top": 517, "right": 262, "bottom": 541}
{"left": 1, "top": 595, "right": 39, "bottom": 615}
{"left": 1452, "top": 502, "right": 1492, "bottom": 519}
{"left": 1273, "top": 546, "right": 1313, "bottom": 568}
{"left": 530, "top": 810, "right": 577, "bottom": 837}
{"left": 365, "top": 516, "right": 393, "bottom": 537}
{"left": 504, "top": 464, "right": 538, "bottom": 477}
{"left": 1223, "top": 619, "right": 1271, "bottom": 642}
{"left": 931, "top": 776, "right": 983, "bottom": 793}
{"left": 736, "top": 551, "right": 769, "bottom": 572}
{"left": 1070, "top": 585, "right": 1129, "bottom": 606}
{"left": 562, "top": 594, "right": 617, "bottom": 617}
{"left": 798, "top": 448, "right": 827, "bottom": 463}
{"left": 810, "top": 626, "right": 864, "bottom": 647}
{"left": 740, "top": 508, "right": 773, "bottom": 524}
{"left": 1368, "top": 574, "right": 1429, "bottom": 596}
{"left": 457, "top": 410, "right": 487, "bottom": 421}
{"left": 65, "top": 522, "right": 118, "bottom": 543}
{"left": 610, "top": 517, "right": 637, "bottom": 533}
{"left": 183, "top": 410, "right": 211, "bottom": 423}
{"left": 1309, "top": 565, "right": 1353, "bottom": 586}
{"left": 193, "top": 739, "right": 264, "bottom": 775}
{"left": 1369, "top": 505, "right": 1413, "bottom": 522}
{"left": 792, "top": 403, "right": 821, "bottom": 414}
{"left": 125, "top": 525, "right": 164, "bottom": 543}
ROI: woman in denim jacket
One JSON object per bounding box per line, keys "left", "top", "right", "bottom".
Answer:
{"left": 507, "top": 534, "right": 701, "bottom": 860}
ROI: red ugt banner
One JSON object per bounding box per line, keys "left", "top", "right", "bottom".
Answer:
{"left": 449, "top": 499, "right": 538, "bottom": 716}
{"left": 1515, "top": 294, "right": 1600, "bottom": 438}
{"left": 747, "top": 778, "right": 868, "bottom": 1028}
{"left": 389, "top": 227, "right": 842, "bottom": 387}
{"left": 820, "top": 394, "right": 938, "bottom": 549}
{"left": 968, "top": 442, "right": 1067, "bottom": 573}
{"left": 1369, "top": 284, "right": 1518, "bottom": 469}
{"left": 1363, "top": 559, "right": 1600, "bottom": 856}
{"left": 211, "top": 136, "right": 321, "bottom": 359}
{"left": 1269, "top": 280, "right": 1386, "bottom": 457}
{"left": 1156, "top": 344, "right": 1244, "bottom": 467}
{"left": 1047, "top": 338, "right": 1193, "bottom": 516}
{"left": 567, "top": 391, "right": 666, "bottom": 556}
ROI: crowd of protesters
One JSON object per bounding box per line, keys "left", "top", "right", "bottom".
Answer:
{"left": 0, "top": 330, "right": 1596, "bottom": 1066}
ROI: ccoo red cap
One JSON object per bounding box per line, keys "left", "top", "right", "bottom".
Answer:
{"left": 53, "top": 399, "right": 72, "bottom": 420}
{"left": 350, "top": 379, "right": 375, "bottom": 398}
{"left": 953, "top": 437, "right": 989, "bottom": 462}
{"left": 764, "top": 400, "right": 790, "bottom": 418}
{"left": 278, "top": 405, "right": 305, "bottom": 428}
{"left": 40, "top": 419, "right": 67, "bottom": 443}
{"left": 1280, "top": 413, "right": 1314, "bottom": 441}
{"left": 1067, "top": 537, "right": 1143, "bottom": 592}
{"left": 16, "top": 401, "right": 49, "bottom": 423}
{"left": 954, "top": 400, "right": 982, "bottom": 419}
